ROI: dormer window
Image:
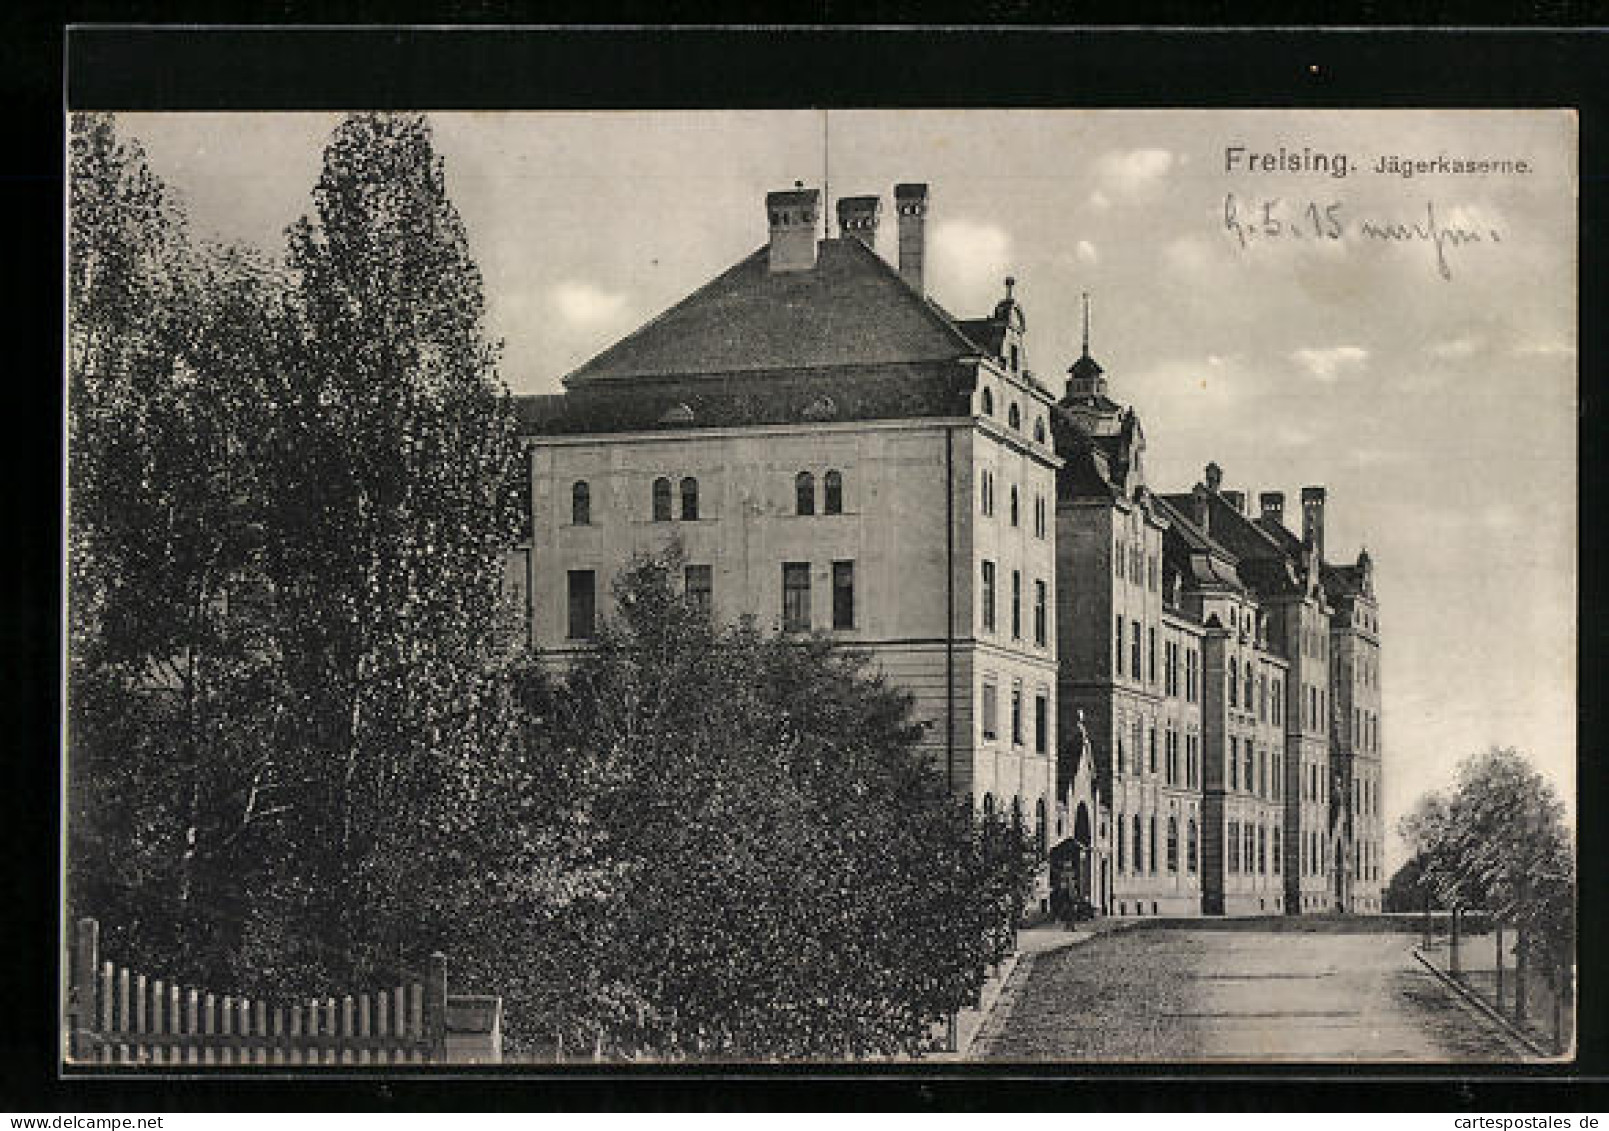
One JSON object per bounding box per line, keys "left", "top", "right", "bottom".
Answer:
{"left": 981, "top": 387, "right": 994, "bottom": 416}
{"left": 1033, "top": 417, "right": 1046, "bottom": 444}
{"left": 1008, "top": 402, "right": 1021, "bottom": 430}
{"left": 1009, "top": 343, "right": 1021, "bottom": 372}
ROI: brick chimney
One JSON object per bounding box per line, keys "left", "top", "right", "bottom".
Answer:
{"left": 1260, "top": 491, "right": 1286, "bottom": 526}
{"left": 1223, "top": 489, "right": 1246, "bottom": 514}
{"left": 1204, "top": 462, "right": 1224, "bottom": 493}
{"left": 836, "top": 195, "right": 881, "bottom": 249}
{"left": 766, "top": 186, "right": 820, "bottom": 273}
{"left": 1301, "top": 486, "right": 1327, "bottom": 557}
{"left": 894, "top": 183, "right": 929, "bottom": 293}
{"left": 1191, "top": 483, "right": 1211, "bottom": 534}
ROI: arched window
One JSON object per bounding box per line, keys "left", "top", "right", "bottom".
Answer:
{"left": 1008, "top": 402, "right": 1021, "bottom": 430}
{"left": 1009, "top": 485, "right": 1019, "bottom": 527}
{"left": 680, "top": 476, "right": 699, "bottom": 521}
{"left": 1187, "top": 817, "right": 1199, "bottom": 874}
{"left": 1117, "top": 815, "right": 1127, "bottom": 872}
{"left": 981, "top": 386, "right": 994, "bottom": 416}
{"left": 1258, "top": 824, "right": 1267, "bottom": 874}
{"left": 795, "top": 471, "right": 815, "bottom": 516}
{"left": 652, "top": 476, "right": 672, "bottom": 521}
{"left": 1033, "top": 417, "right": 1046, "bottom": 443}
{"left": 1035, "top": 798, "right": 1047, "bottom": 853}
{"left": 1167, "top": 816, "right": 1179, "bottom": 873}
{"left": 1273, "top": 825, "right": 1282, "bottom": 872}
{"left": 571, "top": 480, "right": 591, "bottom": 526}
{"left": 1229, "top": 663, "right": 1239, "bottom": 708}
{"left": 824, "top": 469, "right": 843, "bottom": 515}
{"left": 1011, "top": 795, "right": 1024, "bottom": 833}
{"left": 1132, "top": 814, "right": 1144, "bottom": 873}
{"left": 982, "top": 792, "right": 996, "bottom": 821}
{"left": 1149, "top": 814, "right": 1159, "bottom": 874}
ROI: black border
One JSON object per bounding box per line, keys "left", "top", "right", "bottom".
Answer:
{"left": 5, "top": 17, "right": 1604, "bottom": 1112}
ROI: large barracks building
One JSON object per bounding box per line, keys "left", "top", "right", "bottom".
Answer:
{"left": 509, "top": 182, "right": 1385, "bottom": 918}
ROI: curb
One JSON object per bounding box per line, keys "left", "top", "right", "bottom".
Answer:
{"left": 962, "top": 930, "right": 1102, "bottom": 1057}
{"left": 1411, "top": 946, "right": 1551, "bottom": 1059}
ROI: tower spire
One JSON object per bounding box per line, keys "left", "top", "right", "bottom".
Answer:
{"left": 1081, "top": 291, "right": 1091, "bottom": 357}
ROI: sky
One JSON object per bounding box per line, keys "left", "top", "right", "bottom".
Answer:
{"left": 116, "top": 109, "right": 1578, "bottom": 871}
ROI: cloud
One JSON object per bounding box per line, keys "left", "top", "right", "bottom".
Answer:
{"left": 1075, "top": 240, "right": 1099, "bottom": 265}
{"left": 1088, "top": 189, "right": 1111, "bottom": 211}
{"left": 931, "top": 218, "right": 1013, "bottom": 309}
{"left": 1427, "top": 336, "right": 1479, "bottom": 359}
{"left": 551, "top": 280, "right": 628, "bottom": 327}
{"left": 1093, "top": 148, "right": 1174, "bottom": 194}
{"left": 1291, "top": 345, "right": 1369, "bottom": 382}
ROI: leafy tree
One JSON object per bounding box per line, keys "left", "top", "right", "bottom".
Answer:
{"left": 242, "top": 112, "right": 526, "bottom": 993}
{"left": 1398, "top": 747, "right": 1575, "bottom": 977}
{"left": 1382, "top": 853, "right": 1434, "bottom": 914}
{"left": 67, "top": 114, "right": 288, "bottom": 985}
{"left": 511, "top": 545, "right": 1039, "bottom": 1060}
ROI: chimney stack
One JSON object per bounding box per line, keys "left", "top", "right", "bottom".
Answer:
{"left": 1204, "top": 462, "right": 1224, "bottom": 493}
{"left": 766, "top": 186, "right": 820, "bottom": 273}
{"left": 1260, "top": 491, "right": 1286, "bottom": 527}
{"left": 1192, "top": 484, "right": 1211, "bottom": 534}
{"left": 1301, "top": 486, "right": 1327, "bottom": 558}
{"left": 894, "top": 182, "right": 929, "bottom": 293}
{"left": 1223, "top": 489, "right": 1246, "bottom": 514}
{"left": 836, "top": 195, "right": 882, "bottom": 249}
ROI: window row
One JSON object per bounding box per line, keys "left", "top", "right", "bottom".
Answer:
{"left": 1228, "top": 661, "right": 1283, "bottom": 726}
{"left": 1298, "top": 759, "right": 1329, "bottom": 805}
{"left": 1115, "top": 812, "right": 1197, "bottom": 876}
{"left": 565, "top": 560, "right": 856, "bottom": 640}
{"left": 1227, "top": 736, "right": 1282, "bottom": 800}
{"left": 979, "top": 386, "right": 1048, "bottom": 445}
{"left": 1114, "top": 540, "right": 1160, "bottom": 593}
{"left": 979, "top": 681, "right": 1051, "bottom": 754}
{"left": 1226, "top": 820, "right": 1282, "bottom": 876}
{"left": 1302, "top": 829, "right": 1328, "bottom": 876}
{"left": 980, "top": 561, "right": 1049, "bottom": 646}
{"left": 978, "top": 792, "right": 1051, "bottom": 854}
{"left": 1349, "top": 707, "right": 1380, "bottom": 753}
{"left": 565, "top": 471, "right": 852, "bottom": 526}
{"left": 1353, "top": 837, "right": 1381, "bottom": 884}
{"left": 979, "top": 471, "right": 1049, "bottom": 538}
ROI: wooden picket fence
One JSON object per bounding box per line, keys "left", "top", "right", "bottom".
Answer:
{"left": 65, "top": 916, "right": 472, "bottom": 1065}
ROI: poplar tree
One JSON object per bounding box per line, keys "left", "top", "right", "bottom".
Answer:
{"left": 250, "top": 112, "right": 525, "bottom": 988}
{"left": 67, "top": 114, "right": 286, "bottom": 983}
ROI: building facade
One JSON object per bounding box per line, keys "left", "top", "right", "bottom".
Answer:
{"left": 511, "top": 184, "right": 1062, "bottom": 900}
{"left": 511, "top": 179, "right": 1385, "bottom": 919}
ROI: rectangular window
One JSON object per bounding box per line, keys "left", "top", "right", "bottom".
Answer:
{"left": 1131, "top": 622, "right": 1142, "bottom": 679}
{"left": 1115, "top": 614, "right": 1124, "bottom": 675}
{"left": 981, "top": 681, "right": 998, "bottom": 741}
{"left": 1011, "top": 684, "right": 1024, "bottom": 746}
{"left": 1034, "top": 694, "right": 1048, "bottom": 754}
{"left": 1034, "top": 580, "right": 1047, "bottom": 646}
{"left": 982, "top": 561, "right": 996, "bottom": 633}
{"left": 783, "top": 562, "right": 811, "bottom": 632}
{"left": 567, "top": 569, "right": 596, "bottom": 640}
{"left": 1230, "top": 736, "right": 1239, "bottom": 791}
{"left": 1011, "top": 569, "right": 1022, "bottom": 640}
{"left": 1148, "top": 627, "right": 1157, "bottom": 684}
{"left": 684, "top": 564, "right": 712, "bottom": 614}
{"left": 832, "top": 560, "right": 855, "bottom": 629}
{"left": 1148, "top": 727, "right": 1157, "bottom": 774}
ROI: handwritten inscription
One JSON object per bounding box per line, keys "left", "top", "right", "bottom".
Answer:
{"left": 1223, "top": 194, "right": 1502, "bottom": 281}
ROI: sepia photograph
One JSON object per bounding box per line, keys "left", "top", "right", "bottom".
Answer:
{"left": 63, "top": 103, "right": 1577, "bottom": 1068}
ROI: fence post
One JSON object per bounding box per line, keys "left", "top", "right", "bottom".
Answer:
{"left": 69, "top": 917, "right": 99, "bottom": 1062}
{"left": 425, "top": 952, "right": 448, "bottom": 1063}
{"left": 1450, "top": 903, "right": 1462, "bottom": 976}
{"left": 1514, "top": 930, "right": 1528, "bottom": 1025}
{"left": 1494, "top": 923, "right": 1505, "bottom": 1013}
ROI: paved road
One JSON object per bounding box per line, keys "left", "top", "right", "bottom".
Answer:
{"left": 975, "top": 925, "right": 1520, "bottom": 1062}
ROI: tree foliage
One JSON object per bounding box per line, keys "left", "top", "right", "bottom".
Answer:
{"left": 488, "top": 546, "right": 1039, "bottom": 1059}
{"left": 67, "top": 112, "right": 1036, "bottom": 1059}
{"left": 1398, "top": 747, "right": 1574, "bottom": 969}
